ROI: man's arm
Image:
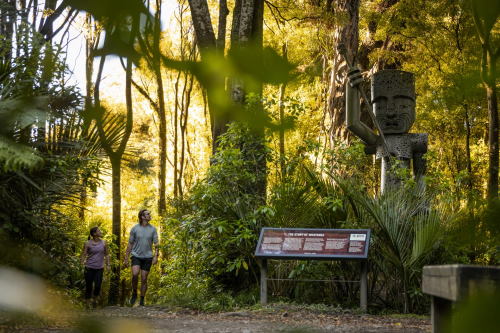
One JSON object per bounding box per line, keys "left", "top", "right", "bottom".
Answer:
{"left": 152, "top": 229, "right": 159, "bottom": 265}
{"left": 123, "top": 227, "right": 135, "bottom": 267}
{"left": 123, "top": 241, "right": 133, "bottom": 267}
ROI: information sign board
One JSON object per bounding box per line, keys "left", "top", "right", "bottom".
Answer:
{"left": 255, "top": 228, "right": 370, "bottom": 260}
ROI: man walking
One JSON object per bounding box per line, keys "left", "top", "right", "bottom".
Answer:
{"left": 124, "top": 209, "right": 159, "bottom": 306}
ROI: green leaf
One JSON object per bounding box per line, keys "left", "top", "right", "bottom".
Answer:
{"left": 0, "top": 137, "right": 44, "bottom": 172}
{"left": 64, "top": 0, "right": 149, "bottom": 21}
{"left": 469, "top": 0, "right": 500, "bottom": 33}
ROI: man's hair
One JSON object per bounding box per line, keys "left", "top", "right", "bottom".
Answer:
{"left": 138, "top": 209, "right": 149, "bottom": 223}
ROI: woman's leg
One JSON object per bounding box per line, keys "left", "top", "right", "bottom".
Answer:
{"left": 92, "top": 268, "right": 104, "bottom": 306}
{"left": 84, "top": 267, "right": 94, "bottom": 308}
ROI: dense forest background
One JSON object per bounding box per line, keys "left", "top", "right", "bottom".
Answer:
{"left": 0, "top": 0, "right": 498, "bottom": 315}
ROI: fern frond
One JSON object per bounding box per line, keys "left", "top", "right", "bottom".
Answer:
{"left": 0, "top": 137, "right": 43, "bottom": 172}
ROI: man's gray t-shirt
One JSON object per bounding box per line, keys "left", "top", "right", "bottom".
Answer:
{"left": 129, "top": 223, "right": 158, "bottom": 258}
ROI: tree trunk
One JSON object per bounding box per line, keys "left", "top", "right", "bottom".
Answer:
{"left": 217, "top": 0, "right": 229, "bottom": 55}
{"left": 211, "top": 0, "right": 230, "bottom": 153}
{"left": 464, "top": 103, "right": 473, "bottom": 191}
{"left": 80, "top": 13, "right": 98, "bottom": 222}
{"left": 326, "top": 0, "right": 360, "bottom": 144}
{"left": 0, "top": 0, "right": 15, "bottom": 64}
{"left": 92, "top": 16, "right": 136, "bottom": 305}
{"left": 108, "top": 157, "right": 122, "bottom": 304}
{"left": 278, "top": 43, "right": 287, "bottom": 178}
{"left": 487, "top": 85, "right": 499, "bottom": 200}
{"left": 188, "top": 0, "right": 229, "bottom": 153}
{"left": 173, "top": 71, "right": 181, "bottom": 198}
{"left": 153, "top": 0, "right": 167, "bottom": 214}
{"left": 158, "top": 106, "right": 167, "bottom": 210}
{"left": 229, "top": 0, "right": 266, "bottom": 200}
{"left": 179, "top": 71, "right": 194, "bottom": 198}
{"left": 108, "top": 48, "right": 135, "bottom": 304}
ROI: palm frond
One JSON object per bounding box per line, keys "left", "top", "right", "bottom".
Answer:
{"left": 337, "top": 177, "right": 446, "bottom": 273}
{"left": 268, "top": 180, "right": 321, "bottom": 228}
{"left": 82, "top": 107, "right": 130, "bottom": 156}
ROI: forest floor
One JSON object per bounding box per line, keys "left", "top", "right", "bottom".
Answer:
{"left": 1, "top": 304, "right": 431, "bottom": 332}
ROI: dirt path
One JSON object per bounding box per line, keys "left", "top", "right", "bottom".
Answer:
{"left": 2, "top": 305, "right": 431, "bottom": 332}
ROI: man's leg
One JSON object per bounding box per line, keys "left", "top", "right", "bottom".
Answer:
{"left": 130, "top": 264, "right": 140, "bottom": 305}
{"left": 140, "top": 269, "right": 149, "bottom": 306}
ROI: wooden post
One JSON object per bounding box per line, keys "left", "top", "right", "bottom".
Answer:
{"left": 260, "top": 259, "right": 267, "bottom": 305}
{"left": 360, "top": 260, "right": 368, "bottom": 311}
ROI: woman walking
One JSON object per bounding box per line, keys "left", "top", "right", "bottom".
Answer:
{"left": 81, "top": 226, "right": 110, "bottom": 308}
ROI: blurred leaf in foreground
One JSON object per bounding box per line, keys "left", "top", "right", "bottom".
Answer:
{"left": 448, "top": 290, "right": 500, "bottom": 333}
{"left": 0, "top": 267, "right": 47, "bottom": 312}
{"left": 161, "top": 45, "right": 294, "bottom": 130}
{"left": 65, "top": 0, "right": 153, "bottom": 64}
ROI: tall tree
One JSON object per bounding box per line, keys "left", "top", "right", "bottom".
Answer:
{"left": 326, "top": 0, "right": 360, "bottom": 142}
{"left": 188, "top": 0, "right": 267, "bottom": 198}
{"left": 173, "top": 33, "right": 196, "bottom": 199}
{"left": 80, "top": 13, "right": 101, "bottom": 221}
{"left": 135, "top": 0, "right": 168, "bottom": 215}
{"left": 278, "top": 43, "right": 288, "bottom": 178}
{"left": 91, "top": 14, "right": 138, "bottom": 303}
{"left": 228, "top": 0, "right": 266, "bottom": 198}
{"left": 467, "top": 0, "right": 500, "bottom": 200}
{"left": 188, "top": 0, "right": 229, "bottom": 152}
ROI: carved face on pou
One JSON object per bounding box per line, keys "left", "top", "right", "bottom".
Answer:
{"left": 371, "top": 70, "right": 416, "bottom": 134}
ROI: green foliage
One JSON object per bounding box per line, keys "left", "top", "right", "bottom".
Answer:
{"left": 0, "top": 138, "right": 43, "bottom": 172}
{"left": 1, "top": 0, "right": 497, "bottom": 316}
{"left": 465, "top": 0, "right": 500, "bottom": 36}
{"left": 335, "top": 177, "right": 449, "bottom": 313}
{"left": 162, "top": 46, "right": 294, "bottom": 130}
{"left": 159, "top": 122, "right": 267, "bottom": 301}
{"left": 0, "top": 2, "right": 105, "bottom": 298}
{"left": 65, "top": 0, "right": 152, "bottom": 63}
{"left": 441, "top": 199, "right": 500, "bottom": 265}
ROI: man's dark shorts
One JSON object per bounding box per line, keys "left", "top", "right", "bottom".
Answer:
{"left": 131, "top": 256, "right": 153, "bottom": 271}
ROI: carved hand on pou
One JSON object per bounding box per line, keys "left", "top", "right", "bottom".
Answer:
{"left": 347, "top": 67, "right": 364, "bottom": 88}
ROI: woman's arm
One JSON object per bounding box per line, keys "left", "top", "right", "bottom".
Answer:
{"left": 80, "top": 242, "right": 88, "bottom": 266}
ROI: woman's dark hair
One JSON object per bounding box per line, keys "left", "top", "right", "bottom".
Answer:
{"left": 138, "top": 209, "right": 149, "bottom": 223}
{"left": 88, "top": 226, "right": 99, "bottom": 240}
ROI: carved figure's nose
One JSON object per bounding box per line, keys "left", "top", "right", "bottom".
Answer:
{"left": 386, "top": 104, "right": 396, "bottom": 118}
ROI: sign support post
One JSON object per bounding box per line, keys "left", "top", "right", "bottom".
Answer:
{"left": 259, "top": 258, "right": 268, "bottom": 305}
{"left": 360, "top": 260, "right": 368, "bottom": 311}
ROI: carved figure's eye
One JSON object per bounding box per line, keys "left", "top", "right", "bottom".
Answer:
{"left": 374, "top": 97, "right": 387, "bottom": 114}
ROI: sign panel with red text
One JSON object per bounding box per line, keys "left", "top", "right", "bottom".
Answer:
{"left": 255, "top": 228, "right": 370, "bottom": 259}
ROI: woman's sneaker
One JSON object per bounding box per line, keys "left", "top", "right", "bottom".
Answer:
{"left": 129, "top": 293, "right": 137, "bottom": 306}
